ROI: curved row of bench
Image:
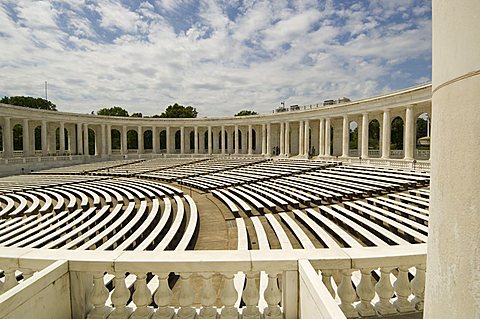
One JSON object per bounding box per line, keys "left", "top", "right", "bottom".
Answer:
{"left": 0, "top": 175, "right": 199, "bottom": 252}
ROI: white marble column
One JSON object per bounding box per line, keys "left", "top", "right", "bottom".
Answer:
{"left": 404, "top": 106, "right": 414, "bottom": 160}
{"left": 280, "top": 122, "right": 285, "bottom": 156}
{"left": 261, "top": 124, "right": 266, "bottom": 155}
{"left": 121, "top": 125, "right": 127, "bottom": 155}
{"left": 304, "top": 119, "right": 310, "bottom": 156}
{"left": 234, "top": 125, "right": 239, "bottom": 155}
{"left": 381, "top": 110, "right": 391, "bottom": 159}
{"left": 285, "top": 121, "right": 290, "bottom": 157}
{"left": 83, "top": 123, "right": 89, "bottom": 155}
{"left": 194, "top": 126, "right": 199, "bottom": 154}
{"left": 76, "top": 123, "right": 82, "bottom": 155}
{"left": 325, "top": 118, "right": 331, "bottom": 156}
{"left": 165, "top": 127, "right": 171, "bottom": 154}
{"left": 107, "top": 124, "right": 112, "bottom": 155}
{"left": 138, "top": 126, "right": 144, "bottom": 154}
{"left": 298, "top": 121, "right": 304, "bottom": 156}
{"left": 152, "top": 126, "right": 158, "bottom": 154}
{"left": 3, "top": 117, "right": 12, "bottom": 158}
{"left": 342, "top": 115, "right": 349, "bottom": 157}
{"left": 101, "top": 124, "right": 106, "bottom": 156}
{"left": 221, "top": 125, "right": 225, "bottom": 154}
{"left": 266, "top": 123, "right": 271, "bottom": 156}
{"left": 319, "top": 118, "right": 325, "bottom": 156}
{"left": 42, "top": 120, "right": 48, "bottom": 156}
{"left": 248, "top": 124, "right": 253, "bottom": 155}
{"left": 180, "top": 126, "right": 185, "bottom": 154}
{"left": 208, "top": 126, "right": 212, "bottom": 155}
{"left": 58, "top": 121, "right": 65, "bottom": 154}
{"left": 426, "top": 1, "right": 480, "bottom": 317}
{"left": 23, "top": 118, "right": 30, "bottom": 157}
{"left": 241, "top": 127, "right": 247, "bottom": 154}
{"left": 361, "top": 113, "right": 369, "bottom": 158}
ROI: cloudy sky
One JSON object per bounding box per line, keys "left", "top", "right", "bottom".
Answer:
{"left": 0, "top": 0, "right": 431, "bottom": 117}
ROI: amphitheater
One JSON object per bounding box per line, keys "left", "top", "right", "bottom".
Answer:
{"left": 0, "top": 2, "right": 479, "bottom": 318}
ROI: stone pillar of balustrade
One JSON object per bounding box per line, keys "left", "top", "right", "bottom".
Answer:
{"left": 404, "top": 105, "right": 414, "bottom": 160}
{"left": 361, "top": 113, "right": 369, "bottom": 158}
{"left": 425, "top": 1, "right": 480, "bottom": 317}
{"left": 342, "top": 115, "right": 349, "bottom": 157}
{"left": 381, "top": 110, "right": 391, "bottom": 159}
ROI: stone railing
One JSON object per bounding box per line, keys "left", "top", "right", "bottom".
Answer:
{"left": 368, "top": 150, "right": 380, "bottom": 158}
{"left": 415, "top": 149, "right": 430, "bottom": 160}
{"left": 348, "top": 149, "right": 359, "bottom": 157}
{"left": 0, "top": 245, "right": 426, "bottom": 319}
{"left": 389, "top": 150, "right": 404, "bottom": 158}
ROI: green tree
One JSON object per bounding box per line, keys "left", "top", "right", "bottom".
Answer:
{"left": 235, "top": 110, "right": 258, "bottom": 116}
{"left": 391, "top": 117, "right": 404, "bottom": 150}
{"left": 349, "top": 127, "right": 358, "bottom": 149}
{"left": 97, "top": 106, "right": 129, "bottom": 117}
{"left": 131, "top": 112, "right": 143, "bottom": 118}
{"left": 158, "top": 103, "right": 197, "bottom": 118}
{"left": 1, "top": 96, "right": 57, "bottom": 111}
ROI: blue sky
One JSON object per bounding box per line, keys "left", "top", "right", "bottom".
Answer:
{"left": 0, "top": 0, "right": 431, "bottom": 117}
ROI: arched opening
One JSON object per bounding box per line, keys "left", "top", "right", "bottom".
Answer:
{"left": 368, "top": 119, "right": 380, "bottom": 157}
{"left": 416, "top": 112, "right": 431, "bottom": 159}
{"left": 174, "top": 130, "right": 181, "bottom": 151}
{"left": 237, "top": 130, "right": 242, "bottom": 150}
{"left": 55, "top": 128, "right": 69, "bottom": 151}
{"left": 127, "top": 130, "right": 138, "bottom": 150}
{"left": 88, "top": 128, "right": 96, "bottom": 155}
{"left": 34, "top": 126, "right": 42, "bottom": 151}
{"left": 349, "top": 121, "right": 358, "bottom": 156}
{"left": 13, "top": 124, "right": 23, "bottom": 151}
{"left": 330, "top": 125, "right": 334, "bottom": 155}
{"left": 391, "top": 116, "right": 404, "bottom": 151}
{"left": 111, "top": 129, "right": 121, "bottom": 150}
{"left": 144, "top": 130, "right": 153, "bottom": 150}
{"left": 190, "top": 131, "right": 195, "bottom": 151}
{"left": 251, "top": 129, "right": 256, "bottom": 151}
{"left": 218, "top": 130, "right": 229, "bottom": 150}
{"left": 159, "top": 130, "right": 166, "bottom": 150}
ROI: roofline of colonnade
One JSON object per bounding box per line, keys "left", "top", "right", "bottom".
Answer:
{"left": 0, "top": 82, "right": 431, "bottom": 125}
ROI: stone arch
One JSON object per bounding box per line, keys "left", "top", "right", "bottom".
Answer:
{"left": 237, "top": 130, "right": 242, "bottom": 150}
{"left": 111, "top": 129, "right": 121, "bottom": 150}
{"left": 189, "top": 131, "right": 195, "bottom": 150}
{"left": 251, "top": 129, "right": 256, "bottom": 151}
{"left": 143, "top": 130, "right": 153, "bottom": 150}
{"left": 34, "top": 126, "right": 42, "bottom": 151}
{"left": 159, "top": 130, "right": 166, "bottom": 150}
{"left": 415, "top": 112, "right": 431, "bottom": 159}
{"left": 391, "top": 116, "right": 404, "bottom": 151}
{"left": 13, "top": 123, "right": 23, "bottom": 151}
{"left": 127, "top": 129, "right": 138, "bottom": 150}
{"left": 87, "top": 128, "right": 96, "bottom": 155}
{"left": 368, "top": 119, "right": 380, "bottom": 156}
{"left": 174, "top": 130, "right": 181, "bottom": 151}
{"left": 55, "top": 127, "right": 69, "bottom": 151}
{"left": 349, "top": 121, "right": 358, "bottom": 153}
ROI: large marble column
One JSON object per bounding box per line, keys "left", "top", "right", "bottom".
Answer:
{"left": 166, "top": 127, "right": 171, "bottom": 154}
{"left": 42, "top": 120, "right": 48, "bottom": 156}
{"left": 266, "top": 123, "right": 271, "bottom": 156}
{"left": 152, "top": 126, "right": 158, "bottom": 154}
{"left": 361, "top": 113, "right": 369, "bottom": 158}
{"left": 221, "top": 125, "right": 225, "bottom": 154}
{"left": 59, "top": 122, "right": 65, "bottom": 154}
{"left": 248, "top": 124, "right": 253, "bottom": 155}
{"left": 180, "top": 126, "right": 185, "bottom": 154}
{"left": 304, "top": 119, "right": 310, "bottom": 157}
{"left": 194, "top": 126, "right": 199, "bottom": 154}
{"left": 325, "top": 118, "right": 331, "bottom": 156}
{"left": 76, "top": 123, "right": 82, "bottom": 155}
{"left": 261, "top": 124, "right": 266, "bottom": 155}
{"left": 298, "top": 121, "right": 304, "bottom": 156}
{"left": 234, "top": 125, "right": 239, "bottom": 155}
{"left": 106, "top": 125, "right": 112, "bottom": 155}
{"left": 121, "top": 125, "right": 127, "bottom": 155}
{"left": 138, "top": 126, "right": 144, "bottom": 154}
{"left": 23, "top": 118, "right": 31, "bottom": 157}
{"left": 425, "top": 1, "right": 480, "bottom": 318}
{"left": 342, "top": 115, "right": 349, "bottom": 157}
{"left": 83, "top": 123, "right": 89, "bottom": 155}
{"left": 101, "top": 124, "right": 106, "bottom": 156}
{"left": 207, "top": 126, "right": 212, "bottom": 155}
{"left": 381, "top": 110, "right": 391, "bottom": 159}
{"left": 404, "top": 105, "right": 414, "bottom": 160}
{"left": 285, "top": 121, "right": 290, "bottom": 157}
{"left": 280, "top": 122, "right": 285, "bottom": 156}
{"left": 3, "top": 117, "right": 12, "bottom": 158}
{"left": 319, "top": 118, "right": 325, "bottom": 156}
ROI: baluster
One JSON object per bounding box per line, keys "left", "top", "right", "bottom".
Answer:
{"left": 337, "top": 269, "right": 358, "bottom": 318}
{"left": 0, "top": 268, "right": 18, "bottom": 294}
{"left": 176, "top": 272, "right": 196, "bottom": 319}
{"left": 153, "top": 273, "right": 174, "bottom": 319}
{"left": 131, "top": 272, "right": 154, "bottom": 319}
{"left": 87, "top": 272, "right": 112, "bottom": 319}
{"left": 375, "top": 267, "right": 396, "bottom": 315}
{"left": 263, "top": 271, "right": 282, "bottom": 319}
{"left": 242, "top": 272, "right": 261, "bottom": 319}
{"left": 321, "top": 269, "right": 335, "bottom": 298}
{"left": 411, "top": 264, "right": 426, "bottom": 311}
{"left": 109, "top": 272, "right": 133, "bottom": 319}
{"left": 220, "top": 272, "right": 239, "bottom": 319}
{"left": 355, "top": 269, "right": 375, "bottom": 316}
{"left": 21, "top": 268, "right": 35, "bottom": 281}
{"left": 199, "top": 272, "right": 218, "bottom": 319}
{"left": 393, "top": 266, "right": 415, "bottom": 312}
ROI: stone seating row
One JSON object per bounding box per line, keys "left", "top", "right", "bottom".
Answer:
{"left": 0, "top": 175, "right": 198, "bottom": 252}
{"left": 92, "top": 157, "right": 200, "bottom": 176}
{"left": 31, "top": 159, "right": 143, "bottom": 174}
